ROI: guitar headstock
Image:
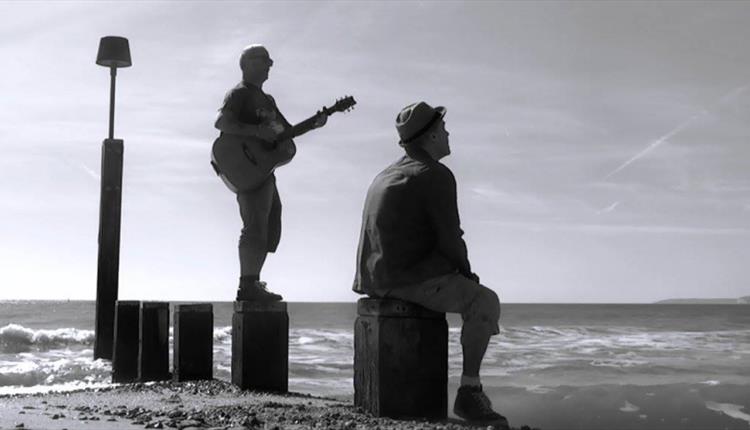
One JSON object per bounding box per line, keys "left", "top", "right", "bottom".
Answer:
{"left": 329, "top": 95, "right": 357, "bottom": 114}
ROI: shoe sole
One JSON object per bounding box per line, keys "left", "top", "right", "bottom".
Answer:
{"left": 453, "top": 407, "right": 509, "bottom": 429}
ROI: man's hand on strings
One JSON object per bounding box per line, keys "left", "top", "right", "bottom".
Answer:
{"left": 313, "top": 111, "right": 328, "bottom": 129}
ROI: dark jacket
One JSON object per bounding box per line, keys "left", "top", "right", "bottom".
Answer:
{"left": 353, "top": 149, "right": 472, "bottom": 295}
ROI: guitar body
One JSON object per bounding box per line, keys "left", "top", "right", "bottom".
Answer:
{"left": 211, "top": 133, "right": 296, "bottom": 193}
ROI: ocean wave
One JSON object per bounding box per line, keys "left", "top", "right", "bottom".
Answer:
{"left": 489, "top": 326, "right": 750, "bottom": 355}
{"left": 292, "top": 329, "right": 353, "bottom": 343}
{"left": 590, "top": 358, "right": 649, "bottom": 368}
{"left": 212, "top": 326, "right": 355, "bottom": 347}
{"left": 0, "top": 356, "right": 111, "bottom": 388}
{"left": 298, "top": 336, "right": 316, "bottom": 345}
{"left": 2, "top": 320, "right": 749, "bottom": 393}
{"left": 0, "top": 324, "right": 94, "bottom": 353}
{"left": 0, "top": 381, "right": 112, "bottom": 396}
{"left": 501, "top": 325, "right": 750, "bottom": 339}
{"left": 214, "top": 326, "right": 232, "bottom": 342}
{"left": 11, "top": 321, "right": 741, "bottom": 358}
{"left": 0, "top": 323, "right": 356, "bottom": 351}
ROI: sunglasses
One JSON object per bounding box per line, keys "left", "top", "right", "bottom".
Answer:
{"left": 248, "top": 56, "right": 273, "bottom": 66}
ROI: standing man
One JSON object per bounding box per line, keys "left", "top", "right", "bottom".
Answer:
{"left": 215, "top": 44, "right": 325, "bottom": 301}
{"left": 353, "top": 102, "right": 507, "bottom": 427}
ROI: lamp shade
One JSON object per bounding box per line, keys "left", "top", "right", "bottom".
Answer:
{"left": 96, "top": 36, "right": 132, "bottom": 68}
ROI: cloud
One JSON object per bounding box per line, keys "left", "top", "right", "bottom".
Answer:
{"left": 62, "top": 157, "right": 100, "bottom": 182}
{"left": 596, "top": 201, "right": 620, "bottom": 215}
{"left": 604, "top": 85, "right": 750, "bottom": 179}
{"left": 470, "top": 183, "right": 550, "bottom": 214}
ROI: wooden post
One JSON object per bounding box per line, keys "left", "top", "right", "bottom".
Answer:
{"left": 354, "top": 298, "right": 448, "bottom": 419}
{"left": 94, "top": 138, "right": 124, "bottom": 360}
{"left": 112, "top": 300, "right": 140, "bottom": 383}
{"left": 174, "top": 303, "right": 214, "bottom": 382}
{"left": 138, "top": 301, "right": 170, "bottom": 381}
{"left": 232, "top": 301, "right": 288, "bottom": 392}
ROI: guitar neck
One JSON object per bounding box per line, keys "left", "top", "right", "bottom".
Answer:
{"left": 269, "top": 96, "right": 355, "bottom": 145}
{"left": 277, "top": 106, "right": 336, "bottom": 142}
{"left": 277, "top": 116, "right": 317, "bottom": 141}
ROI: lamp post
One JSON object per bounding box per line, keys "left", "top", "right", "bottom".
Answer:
{"left": 94, "top": 36, "right": 131, "bottom": 360}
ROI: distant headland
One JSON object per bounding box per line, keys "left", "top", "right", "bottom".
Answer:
{"left": 654, "top": 296, "right": 750, "bottom": 304}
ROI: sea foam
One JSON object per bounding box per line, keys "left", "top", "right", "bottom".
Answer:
{"left": 705, "top": 401, "right": 750, "bottom": 425}
{"left": 0, "top": 324, "right": 94, "bottom": 353}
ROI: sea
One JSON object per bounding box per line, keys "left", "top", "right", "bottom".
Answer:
{"left": 2, "top": 301, "right": 750, "bottom": 427}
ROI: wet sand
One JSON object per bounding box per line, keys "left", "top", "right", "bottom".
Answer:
{"left": 484, "top": 382, "right": 750, "bottom": 430}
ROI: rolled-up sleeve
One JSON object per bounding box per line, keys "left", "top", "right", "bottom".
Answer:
{"left": 220, "top": 87, "right": 247, "bottom": 116}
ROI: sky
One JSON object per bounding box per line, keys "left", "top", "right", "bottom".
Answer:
{"left": 0, "top": 1, "right": 749, "bottom": 303}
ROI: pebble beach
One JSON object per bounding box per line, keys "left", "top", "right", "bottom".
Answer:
{"left": 0, "top": 380, "right": 533, "bottom": 430}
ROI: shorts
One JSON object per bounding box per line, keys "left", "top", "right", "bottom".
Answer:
{"left": 384, "top": 272, "right": 501, "bottom": 338}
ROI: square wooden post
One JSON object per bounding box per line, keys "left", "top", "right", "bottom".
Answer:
{"left": 174, "top": 303, "right": 213, "bottom": 381}
{"left": 138, "top": 301, "right": 170, "bottom": 381}
{"left": 94, "top": 138, "right": 124, "bottom": 360}
{"left": 354, "top": 298, "right": 448, "bottom": 419}
{"left": 112, "top": 300, "right": 140, "bottom": 383}
{"left": 232, "top": 301, "right": 288, "bottom": 392}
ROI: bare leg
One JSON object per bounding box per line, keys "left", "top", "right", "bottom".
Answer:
{"left": 237, "top": 178, "right": 275, "bottom": 279}
{"left": 455, "top": 288, "right": 506, "bottom": 426}
{"left": 236, "top": 237, "right": 280, "bottom": 301}
{"left": 239, "top": 241, "right": 267, "bottom": 278}
{"left": 460, "top": 286, "right": 500, "bottom": 379}
{"left": 235, "top": 178, "right": 282, "bottom": 301}
{"left": 461, "top": 329, "right": 492, "bottom": 377}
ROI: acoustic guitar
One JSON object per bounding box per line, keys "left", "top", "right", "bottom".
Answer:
{"left": 211, "top": 95, "right": 356, "bottom": 193}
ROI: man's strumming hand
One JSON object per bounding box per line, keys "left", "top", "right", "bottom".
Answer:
{"left": 256, "top": 125, "right": 278, "bottom": 142}
{"left": 313, "top": 111, "right": 328, "bottom": 129}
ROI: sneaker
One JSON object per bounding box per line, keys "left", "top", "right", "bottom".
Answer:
{"left": 453, "top": 385, "right": 509, "bottom": 428}
{"left": 236, "top": 280, "right": 282, "bottom": 302}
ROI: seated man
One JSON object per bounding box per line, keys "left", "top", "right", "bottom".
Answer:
{"left": 353, "top": 102, "right": 507, "bottom": 427}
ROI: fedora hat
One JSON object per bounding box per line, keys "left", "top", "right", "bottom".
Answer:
{"left": 396, "top": 101, "right": 446, "bottom": 145}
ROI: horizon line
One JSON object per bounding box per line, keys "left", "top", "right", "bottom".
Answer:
{"left": 1, "top": 299, "right": 747, "bottom": 305}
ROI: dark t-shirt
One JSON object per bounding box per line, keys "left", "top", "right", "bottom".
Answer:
{"left": 219, "top": 81, "right": 291, "bottom": 129}
{"left": 353, "top": 150, "right": 472, "bottom": 295}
